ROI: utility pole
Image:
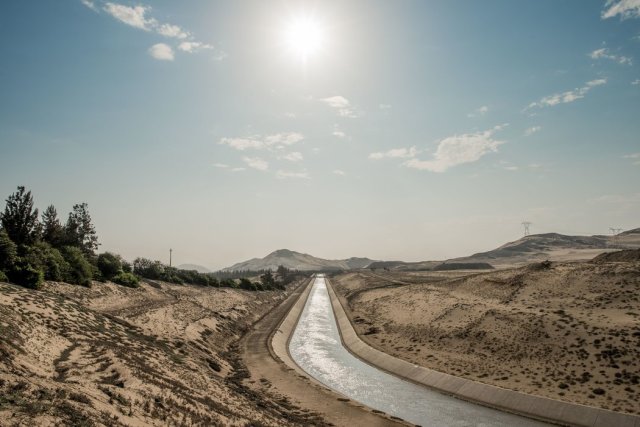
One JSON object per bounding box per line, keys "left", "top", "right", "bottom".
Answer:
{"left": 169, "top": 248, "right": 172, "bottom": 267}
{"left": 522, "top": 221, "right": 532, "bottom": 237}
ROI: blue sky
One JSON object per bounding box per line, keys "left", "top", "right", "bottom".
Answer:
{"left": 1, "top": 1, "right": 639, "bottom": 269}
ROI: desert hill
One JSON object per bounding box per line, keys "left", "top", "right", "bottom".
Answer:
{"left": 221, "top": 249, "right": 376, "bottom": 272}
{"left": 177, "top": 263, "right": 212, "bottom": 273}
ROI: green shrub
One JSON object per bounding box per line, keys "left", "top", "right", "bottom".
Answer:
{"left": 0, "top": 270, "right": 8, "bottom": 282}
{"left": 111, "top": 272, "right": 139, "bottom": 288}
{"left": 61, "top": 246, "right": 93, "bottom": 287}
{"left": 19, "top": 242, "right": 69, "bottom": 282}
{"left": 8, "top": 261, "right": 44, "bottom": 289}
{"left": 97, "top": 252, "right": 123, "bottom": 280}
{"left": 0, "top": 229, "right": 17, "bottom": 271}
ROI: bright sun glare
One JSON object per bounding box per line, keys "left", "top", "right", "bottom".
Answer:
{"left": 283, "top": 15, "right": 325, "bottom": 61}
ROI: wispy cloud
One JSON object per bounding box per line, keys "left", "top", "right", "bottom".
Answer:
{"left": 178, "top": 41, "right": 213, "bottom": 53}
{"left": 333, "top": 169, "right": 346, "bottom": 176}
{"left": 219, "top": 132, "right": 304, "bottom": 151}
{"left": 602, "top": 0, "right": 640, "bottom": 19}
{"left": 524, "top": 126, "right": 541, "bottom": 136}
{"left": 632, "top": 79, "right": 640, "bottom": 85}
{"left": 467, "top": 105, "right": 489, "bottom": 118}
{"left": 624, "top": 152, "right": 640, "bottom": 165}
{"left": 281, "top": 152, "right": 304, "bottom": 162}
{"left": 243, "top": 157, "right": 269, "bottom": 171}
{"left": 403, "top": 125, "right": 507, "bottom": 173}
{"left": 589, "top": 47, "right": 632, "bottom": 65}
{"left": 369, "top": 147, "right": 418, "bottom": 160}
{"left": 148, "top": 43, "right": 174, "bottom": 61}
{"left": 81, "top": 0, "right": 98, "bottom": 12}
{"left": 526, "top": 79, "right": 607, "bottom": 109}
{"left": 276, "top": 170, "right": 310, "bottom": 179}
{"left": 103, "top": 3, "right": 156, "bottom": 30}
{"left": 213, "top": 163, "right": 229, "bottom": 168}
{"left": 379, "top": 103, "right": 392, "bottom": 110}
{"left": 84, "top": 1, "right": 218, "bottom": 59}
{"left": 321, "top": 96, "right": 359, "bottom": 118}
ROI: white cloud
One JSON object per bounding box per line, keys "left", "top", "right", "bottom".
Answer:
{"left": 219, "top": 132, "right": 304, "bottom": 151}
{"left": 467, "top": 105, "right": 489, "bottom": 118}
{"left": 589, "top": 47, "right": 632, "bottom": 65}
{"left": 276, "top": 170, "right": 310, "bottom": 179}
{"left": 379, "top": 103, "right": 392, "bottom": 110}
{"left": 333, "top": 169, "right": 346, "bottom": 176}
{"left": 404, "top": 125, "right": 507, "bottom": 173}
{"left": 178, "top": 41, "right": 213, "bottom": 53}
{"left": 333, "top": 130, "right": 346, "bottom": 138}
{"left": 321, "top": 96, "right": 359, "bottom": 118}
{"left": 103, "top": 3, "right": 156, "bottom": 30}
{"left": 624, "top": 152, "right": 640, "bottom": 165}
{"left": 95, "top": 2, "right": 217, "bottom": 60}
{"left": 369, "top": 147, "right": 418, "bottom": 160}
{"left": 504, "top": 165, "right": 519, "bottom": 171}
{"left": 148, "top": 43, "right": 174, "bottom": 61}
{"left": 632, "top": 79, "right": 640, "bottom": 85}
{"left": 524, "top": 126, "right": 541, "bottom": 136}
{"left": 264, "top": 132, "right": 304, "bottom": 146}
{"left": 243, "top": 157, "right": 269, "bottom": 171}
{"left": 602, "top": 0, "right": 640, "bottom": 19}
{"left": 527, "top": 79, "right": 607, "bottom": 109}
{"left": 157, "top": 23, "right": 189, "bottom": 39}
{"left": 231, "top": 167, "right": 245, "bottom": 172}
{"left": 213, "top": 163, "right": 229, "bottom": 168}
{"left": 81, "top": 0, "right": 98, "bottom": 12}
{"left": 281, "top": 152, "right": 304, "bottom": 162}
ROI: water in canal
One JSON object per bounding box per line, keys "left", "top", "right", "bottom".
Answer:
{"left": 289, "top": 276, "right": 550, "bottom": 426}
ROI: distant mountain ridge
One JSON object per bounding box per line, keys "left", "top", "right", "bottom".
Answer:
{"left": 177, "top": 264, "right": 212, "bottom": 273}
{"left": 220, "top": 249, "right": 376, "bottom": 272}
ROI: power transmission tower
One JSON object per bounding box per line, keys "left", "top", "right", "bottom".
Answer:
{"left": 609, "top": 228, "right": 622, "bottom": 247}
{"left": 522, "top": 221, "right": 532, "bottom": 237}
{"left": 170, "top": 248, "right": 173, "bottom": 267}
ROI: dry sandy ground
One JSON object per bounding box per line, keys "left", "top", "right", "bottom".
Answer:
{"left": 331, "top": 260, "right": 640, "bottom": 415}
{"left": 0, "top": 279, "right": 323, "bottom": 426}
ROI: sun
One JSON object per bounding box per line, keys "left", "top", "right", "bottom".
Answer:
{"left": 282, "top": 14, "right": 325, "bottom": 61}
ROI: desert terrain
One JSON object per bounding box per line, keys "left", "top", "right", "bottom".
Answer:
{"left": 0, "top": 278, "right": 330, "bottom": 426}
{"left": 331, "top": 251, "right": 640, "bottom": 415}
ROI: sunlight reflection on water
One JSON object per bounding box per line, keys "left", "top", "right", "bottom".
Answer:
{"left": 289, "top": 276, "right": 549, "bottom": 426}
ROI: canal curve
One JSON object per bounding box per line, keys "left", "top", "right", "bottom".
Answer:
{"left": 289, "top": 275, "right": 550, "bottom": 426}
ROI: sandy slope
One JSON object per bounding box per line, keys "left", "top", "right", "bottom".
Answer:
{"left": 331, "top": 260, "right": 640, "bottom": 415}
{"left": 0, "top": 279, "right": 322, "bottom": 426}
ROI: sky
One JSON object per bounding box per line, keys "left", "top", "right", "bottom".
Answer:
{"left": 1, "top": 0, "right": 639, "bottom": 269}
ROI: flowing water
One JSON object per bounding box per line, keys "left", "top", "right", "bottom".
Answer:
{"left": 289, "top": 276, "right": 550, "bottom": 426}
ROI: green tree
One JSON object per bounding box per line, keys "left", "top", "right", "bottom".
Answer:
{"left": 65, "top": 203, "right": 99, "bottom": 256}
{"left": 260, "top": 270, "right": 276, "bottom": 290}
{"left": 61, "top": 246, "right": 93, "bottom": 286}
{"left": 0, "top": 229, "right": 17, "bottom": 272}
{"left": 41, "top": 205, "right": 65, "bottom": 247}
{"left": 97, "top": 252, "right": 123, "bottom": 280}
{"left": 1, "top": 186, "right": 40, "bottom": 245}
{"left": 21, "top": 241, "right": 68, "bottom": 282}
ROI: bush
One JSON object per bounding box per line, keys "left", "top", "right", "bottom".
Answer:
{"left": 97, "top": 252, "right": 122, "bottom": 280}
{"left": 0, "top": 270, "right": 8, "bottom": 282}
{"left": 0, "top": 229, "right": 17, "bottom": 271}
{"left": 61, "top": 246, "right": 93, "bottom": 286}
{"left": 19, "top": 242, "right": 69, "bottom": 282}
{"left": 112, "top": 272, "right": 139, "bottom": 288}
{"left": 8, "top": 261, "right": 44, "bottom": 289}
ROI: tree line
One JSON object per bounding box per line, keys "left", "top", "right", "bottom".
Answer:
{"left": 0, "top": 186, "right": 300, "bottom": 291}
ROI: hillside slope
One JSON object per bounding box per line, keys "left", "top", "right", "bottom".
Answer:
{"left": 221, "top": 249, "right": 376, "bottom": 272}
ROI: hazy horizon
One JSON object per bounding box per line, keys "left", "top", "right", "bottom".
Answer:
{"left": 1, "top": 1, "right": 639, "bottom": 270}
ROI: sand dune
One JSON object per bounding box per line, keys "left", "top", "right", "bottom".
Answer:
{"left": 0, "top": 279, "right": 321, "bottom": 426}
{"left": 331, "top": 258, "right": 640, "bottom": 415}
